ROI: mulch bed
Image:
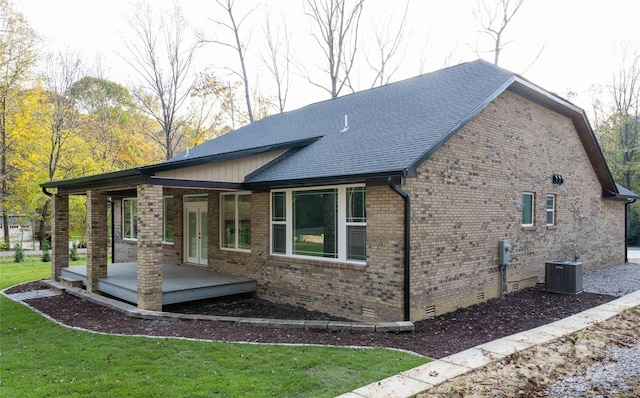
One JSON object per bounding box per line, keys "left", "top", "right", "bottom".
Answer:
{"left": 5, "top": 281, "right": 614, "bottom": 358}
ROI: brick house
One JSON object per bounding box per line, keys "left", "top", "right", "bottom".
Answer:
{"left": 43, "top": 60, "right": 637, "bottom": 322}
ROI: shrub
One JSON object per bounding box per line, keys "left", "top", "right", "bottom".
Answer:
{"left": 13, "top": 243, "right": 24, "bottom": 263}
{"left": 41, "top": 240, "right": 51, "bottom": 262}
{"left": 0, "top": 241, "right": 8, "bottom": 251}
{"left": 70, "top": 241, "right": 79, "bottom": 261}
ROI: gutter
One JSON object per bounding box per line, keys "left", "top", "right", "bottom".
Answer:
{"left": 388, "top": 176, "right": 411, "bottom": 322}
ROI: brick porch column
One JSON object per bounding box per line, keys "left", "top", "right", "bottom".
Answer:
{"left": 137, "top": 184, "right": 163, "bottom": 311}
{"left": 86, "top": 190, "right": 108, "bottom": 292}
{"left": 51, "top": 193, "right": 69, "bottom": 279}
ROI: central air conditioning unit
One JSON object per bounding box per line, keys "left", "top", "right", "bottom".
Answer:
{"left": 545, "top": 260, "right": 583, "bottom": 294}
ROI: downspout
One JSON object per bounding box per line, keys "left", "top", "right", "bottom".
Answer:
{"left": 625, "top": 198, "right": 636, "bottom": 263}
{"left": 388, "top": 176, "right": 411, "bottom": 322}
{"left": 108, "top": 200, "right": 115, "bottom": 264}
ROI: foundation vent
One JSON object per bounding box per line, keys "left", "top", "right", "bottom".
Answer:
{"left": 512, "top": 283, "right": 519, "bottom": 291}
{"left": 476, "top": 292, "right": 485, "bottom": 302}
{"left": 424, "top": 305, "right": 436, "bottom": 319}
{"left": 362, "top": 307, "right": 376, "bottom": 318}
{"left": 300, "top": 296, "right": 312, "bottom": 306}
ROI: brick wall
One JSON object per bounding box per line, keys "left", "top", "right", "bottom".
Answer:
{"left": 406, "top": 90, "right": 626, "bottom": 319}
{"left": 207, "top": 187, "right": 406, "bottom": 322}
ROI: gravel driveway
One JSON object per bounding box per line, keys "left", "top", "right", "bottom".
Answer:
{"left": 546, "top": 261, "right": 640, "bottom": 397}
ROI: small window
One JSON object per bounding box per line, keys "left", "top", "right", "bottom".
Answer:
{"left": 220, "top": 193, "right": 251, "bottom": 251}
{"left": 346, "top": 186, "right": 366, "bottom": 261}
{"left": 271, "top": 191, "right": 286, "bottom": 254}
{"left": 546, "top": 194, "right": 555, "bottom": 226}
{"left": 522, "top": 192, "right": 534, "bottom": 227}
{"left": 123, "top": 198, "right": 138, "bottom": 240}
{"left": 163, "top": 196, "right": 174, "bottom": 243}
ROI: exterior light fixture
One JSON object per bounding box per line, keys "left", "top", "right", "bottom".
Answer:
{"left": 552, "top": 174, "right": 564, "bottom": 185}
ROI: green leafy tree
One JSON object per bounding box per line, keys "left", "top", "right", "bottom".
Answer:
{"left": 0, "top": 0, "right": 39, "bottom": 247}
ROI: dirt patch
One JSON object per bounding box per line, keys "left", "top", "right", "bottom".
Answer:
{"left": 418, "top": 305, "right": 640, "bottom": 397}
{"left": 10, "top": 282, "right": 613, "bottom": 359}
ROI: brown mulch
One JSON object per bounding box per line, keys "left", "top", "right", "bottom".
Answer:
{"left": 5, "top": 281, "right": 614, "bottom": 359}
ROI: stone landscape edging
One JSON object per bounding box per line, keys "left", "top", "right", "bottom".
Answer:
{"left": 42, "top": 279, "right": 415, "bottom": 333}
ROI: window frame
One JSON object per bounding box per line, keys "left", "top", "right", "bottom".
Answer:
{"left": 270, "top": 184, "right": 366, "bottom": 264}
{"left": 163, "top": 196, "right": 174, "bottom": 244}
{"left": 521, "top": 192, "right": 534, "bottom": 227}
{"left": 220, "top": 192, "right": 252, "bottom": 252}
{"left": 122, "top": 198, "right": 138, "bottom": 241}
{"left": 546, "top": 194, "right": 556, "bottom": 227}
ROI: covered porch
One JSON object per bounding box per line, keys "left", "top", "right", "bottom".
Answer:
{"left": 43, "top": 165, "right": 258, "bottom": 312}
{"left": 61, "top": 263, "right": 257, "bottom": 306}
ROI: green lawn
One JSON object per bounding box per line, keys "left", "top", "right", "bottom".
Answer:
{"left": 0, "top": 256, "right": 429, "bottom": 397}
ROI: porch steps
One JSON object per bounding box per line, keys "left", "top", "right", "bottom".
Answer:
{"left": 58, "top": 276, "right": 83, "bottom": 288}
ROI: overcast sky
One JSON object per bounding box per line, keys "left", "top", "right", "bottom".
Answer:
{"left": 15, "top": 0, "right": 640, "bottom": 113}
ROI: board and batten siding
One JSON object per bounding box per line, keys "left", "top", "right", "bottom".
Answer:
{"left": 155, "top": 150, "right": 285, "bottom": 182}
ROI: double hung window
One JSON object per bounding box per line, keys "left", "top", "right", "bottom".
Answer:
{"left": 220, "top": 193, "right": 251, "bottom": 251}
{"left": 546, "top": 194, "right": 556, "bottom": 226}
{"left": 123, "top": 198, "right": 138, "bottom": 240}
{"left": 521, "top": 192, "right": 534, "bottom": 227}
{"left": 163, "top": 196, "right": 174, "bottom": 243}
{"left": 123, "top": 196, "right": 174, "bottom": 242}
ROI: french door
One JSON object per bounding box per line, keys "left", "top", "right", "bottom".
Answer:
{"left": 184, "top": 200, "right": 208, "bottom": 265}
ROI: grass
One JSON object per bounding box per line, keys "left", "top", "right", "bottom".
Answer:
{"left": 0, "top": 256, "right": 430, "bottom": 397}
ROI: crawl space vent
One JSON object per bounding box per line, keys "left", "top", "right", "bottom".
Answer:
{"left": 512, "top": 282, "right": 519, "bottom": 291}
{"left": 299, "top": 296, "right": 311, "bottom": 306}
{"left": 361, "top": 307, "right": 376, "bottom": 318}
{"left": 476, "top": 292, "right": 485, "bottom": 302}
{"left": 424, "top": 305, "right": 436, "bottom": 319}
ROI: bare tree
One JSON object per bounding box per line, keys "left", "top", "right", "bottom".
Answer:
{"left": 42, "top": 51, "right": 83, "bottom": 181}
{"left": 365, "top": 1, "right": 408, "bottom": 88}
{"left": 200, "top": 0, "right": 257, "bottom": 123}
{"left": 304, "top": 0, "right": 365, "bottom": 98}
{"left": 473, "top": 0, "right": 524, "bottom": 66}
{"left": 34, "top": 50, "right": 83, "bottom": 248}
{"left": 596, "top": 44, "right": 640, "bottom": 190}
{"left": 121, "top": 2, "right": 197, "bottom": 160}
{"left": 261, "top": 14, "right": 291, "bottom": 113}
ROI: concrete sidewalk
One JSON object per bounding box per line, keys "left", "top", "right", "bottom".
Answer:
{"left": 337, "top": 289, "right": 640, "bottom": 397}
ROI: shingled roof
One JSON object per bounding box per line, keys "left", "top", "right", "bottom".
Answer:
{"left": 43, "top": 59, "right": 634, "bottom": 199}
{"left": 159, "top": 59, "right": 623, "bottom": 195}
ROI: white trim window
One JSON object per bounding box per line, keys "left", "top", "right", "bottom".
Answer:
{"left": 122, "top": 198, "right": 138, "bottom": 240}
{"left": 546, "top": 194, "right": 556, "bottom": 226}
{"left": 220, "top": 192, "right": 251, "bottom": 251}
{"left": 270, "top": 184, "right": 366, "bottom": 263}
{"left": 521, "top": 192, "right": 534, "bottom": 227}
{"left": 163, "top": 196, "right": 174, "bottom": 243}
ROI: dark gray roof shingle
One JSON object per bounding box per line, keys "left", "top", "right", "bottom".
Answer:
{"left": 169, "top": 59, "right": 515, "bottom": 184}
